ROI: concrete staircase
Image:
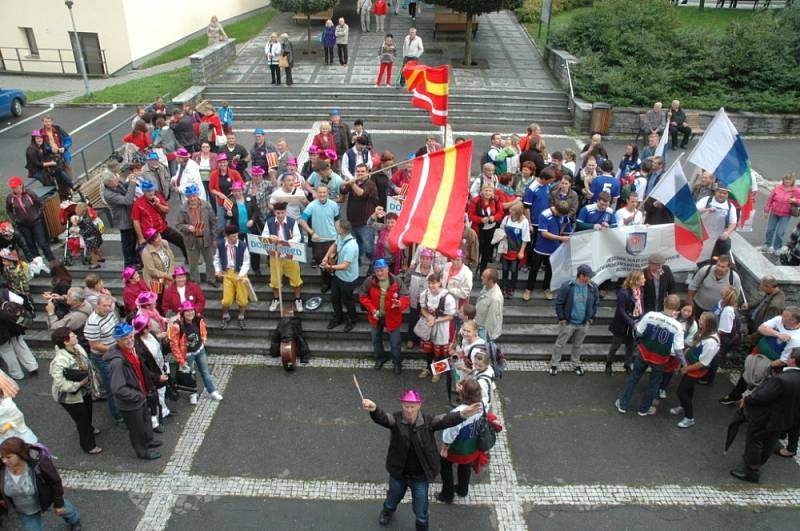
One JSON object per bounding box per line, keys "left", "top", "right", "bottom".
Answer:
{"left": 202, "top": 84, "right": 573, "bottom": 132}
{"left": 24, "top": 259, "right": 635, "bottom": 362}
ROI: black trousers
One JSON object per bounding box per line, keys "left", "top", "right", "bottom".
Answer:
{"left": 526, "top": 251, "right": 552, "bottom": 291}
{"left": 270, "top": 64, "right": 281, "bottom": 84}
{"left": 669, "top": 124, "right": 692, "bottom": 148}
{"left": 60, "top": 393, "right": 96, "bottom": 453}
{"left": 478, "top": 228, "right": 494, "bottom": 273}
{"left": 337, "top": 44, "right": 348, "bottom": 65}
{"left": 728, "top": 374, "right": 748, "bottom": 401}
{"left": 676, "top": 375, "right": 699, "bottom": 419}
{"left": 331, "top": 276, "right": 358, "bottom": 323}
{"left": 409, "top": 2, "right": 417, "bottom": 18}
{"left": 121, "top": 404, "right": 154, "bottom": 458}
{"left": 606, "top": 335, "right": 634, "bottom": 368}
{"left": 284, "top": 67, "right": 293, "bottom": 86}
{"left": 699, "top": 341, "right": 735, "bottom": 385}
{"left": 162, "top": 225, "right": 187, "bottom": 262}
{"left": 310, "top": 242, "right": 333, "bottom": 289}
{"left": 439, "top": 456, "right": 471, "bottom": 499}
{"left": 742, "top": 423, "right": 781, "bottom": 477}
{"left": 120, "top": 228, "right": 140, "bottom": 267}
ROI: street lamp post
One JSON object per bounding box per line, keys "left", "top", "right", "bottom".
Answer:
{"left": 65, "top": 0, "right": 91, "bottom": 96}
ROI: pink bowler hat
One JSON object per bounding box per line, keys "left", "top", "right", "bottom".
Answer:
{"left": 175, "top": 147, "right": 190, "bottom": 158}
{"left": 131, "top": 314, "right": 150, "bottom": 334}
{"left": 216, "top": 153, "right": 228, "bottom": 161}
{"left": 399, "top": 389, "right": 423, "bottom": 404}
{"left": 122, "top": 266, "right": 137, "bottom": 282}
{"left": 251, "top": 166, "right": 265, "bottom": 176}
{"left": 144, "top": 227, "right": 160, "bottom": 242}
{"left": 178, "top": 300, "right": 195, "bottom": 312}
{"left": 420, "top": 248, "right": 434, "bottom": 258}
{"left": 231, "top": 181, "right": 244, "bottom": 191}
{"left": 287, "top": 156, "right": 298, "bottom": 167}
{"left": 135, "top": 291, "right": 158, "bottom": 306}
{"left": 173, "top": 266, "right": 188, "bottom": 277}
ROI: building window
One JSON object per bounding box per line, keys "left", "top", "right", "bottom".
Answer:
{"left": 20, "top": 27, "right": 39, "bottom": 57}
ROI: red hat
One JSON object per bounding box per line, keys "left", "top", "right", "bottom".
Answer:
{"left": 8, "top": 176, "right": 23, "bottom": 188}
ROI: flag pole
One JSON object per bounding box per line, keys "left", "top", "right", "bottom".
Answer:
{"left": 637, "top": 152, "right": 684, "bottom": 211}
{"left": 685, "top": 107, "right": 724, "bottom": 163}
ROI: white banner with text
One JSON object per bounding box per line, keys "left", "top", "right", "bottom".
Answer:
{"left": 246, "top": 234, "right": 308, "bottom": 263}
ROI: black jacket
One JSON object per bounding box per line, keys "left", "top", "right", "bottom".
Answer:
{"left": 642, "top": 265, "right": 675, "bottom": 313}
{"left": 0, "top": 234, "right": 33, "bottom": 262}
{"left": 5, "top": 190, "right": 43, "bottom": 226}
{"left": 224, "top": 195, "right": 264, "bottom": 235}
{"left": 608, "top": 287, "right": 637, "bottom": 337}
{"left": 745, "top": 368, "right": 800, "bottom": 434}
{"left": 104, "top": 344, "right": 146, "bottom": 411}
{"left": 269, "top": 316, "right": 310, "bottom": 357}
{"left": 0, "top": 448, "right": 66, "bottom": 512}
{"left": 170, "top": 115, "right": 196, "bottom": 148}
{"left": 134, "top": 335, "right": 167, "bottom": 390}
{"left": 370, "top": 406, "right": 463, "bottom": 481}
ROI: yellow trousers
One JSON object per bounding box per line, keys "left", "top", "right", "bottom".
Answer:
{"left": 221, "top": 270, "right": 249, "bottom": 308}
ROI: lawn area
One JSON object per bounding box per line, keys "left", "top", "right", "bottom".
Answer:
{"left": 25, "top": 90, "right": 60, "bottom": 102}
{"left": 70, "top": 67, "right": 191, "bottom": 104}
{"left": 528, "top": 4, "right": 765, "bottom": 45}
{"left": 141, "top": 9, "right": 275, "bottom": 68}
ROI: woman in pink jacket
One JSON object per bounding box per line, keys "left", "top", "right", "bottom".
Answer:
{"left": 761, "top": 172, "right": 799, "bottom": 254}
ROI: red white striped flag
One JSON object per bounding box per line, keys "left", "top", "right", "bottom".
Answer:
{"left": 266, "top": 152, "right": 279, "bottom": 169}
{"left": 388, "top": 140, "right": 472, "bottom": 258}
{"left": 403, "top": 61, "right": 449, "bottom": 126}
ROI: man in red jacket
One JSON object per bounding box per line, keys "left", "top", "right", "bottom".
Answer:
{"left": 161, "top": 266, "right": 206, "bottom": 316}
{"left": 358, "top": 259, "right": 410, "bottom": 374}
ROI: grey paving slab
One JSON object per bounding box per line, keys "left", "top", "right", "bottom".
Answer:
{"left": 524, "top": 505, "right": 800, "bottom": 531}
{"left": 500, "top": 372, "right": 800, "bottom": 487}
{"left": 193, "top": 366, "right": 483, "bottom": 482}
{"left": 166, "top": 497, "right": 496, "bottom": 531}
{"left": 11, "top": 370, "right": 190, "bottom": 474}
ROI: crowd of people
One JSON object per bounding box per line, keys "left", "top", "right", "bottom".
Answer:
{"left": 1, "top": 100, "right": 799, "bottom": 530}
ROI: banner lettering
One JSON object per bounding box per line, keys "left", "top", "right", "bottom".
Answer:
{"left": 246, "top": 234, "right": 308, "bottom": 263}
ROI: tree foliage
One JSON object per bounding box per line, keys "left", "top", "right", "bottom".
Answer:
{"left": 550, "top": 0, "right": 800, "bottom": 113}
{"left": 271, "top": 0, "right": 339, "bottom": 53}
{"left": 428, "top": 0, "right": 523, "bottom": 65}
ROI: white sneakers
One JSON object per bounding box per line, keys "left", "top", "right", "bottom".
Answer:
{"left": 637, "top": 406, "right": 657, "bottom": 417}
{"left": 522, "top": 290, "right": 531, "bottom": 301}
{"left": 189, "top": 393, "right": 198, "bottom": 405}
{"left": 295, "top": 299, "right": 304, "bottom": 313}
{"left": 544, "top": 289, "right": 553, "bottom": 300}
{"left": 210, "top": 391, "right": 223, "bottom": 401}
{"left": 659, "top": 389, "right": 667, "bottom": 399}
{"left": 677, "top": 417, "right": 695, "bottom": 428}
{"left": 191, "top": 392, "right": 223, "bottom": 403}
{"left": 669, "top": 406, "right": 684, "bottom": 415}
{"left": 269, "top": 299, "right": 280, "bottom": 312}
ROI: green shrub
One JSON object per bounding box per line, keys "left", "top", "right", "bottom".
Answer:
{"left": 516, "top": 0, "right": 594, "bottom": 24}
{"left": 550, "top": 0, "right": 800, "bottom": 113}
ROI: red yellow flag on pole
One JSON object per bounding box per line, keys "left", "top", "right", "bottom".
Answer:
{"left": 388, "top": 140, "right": 472, "bottom": 258}
{"left": 402, "top": 61, "right": 449, "bottom": 126}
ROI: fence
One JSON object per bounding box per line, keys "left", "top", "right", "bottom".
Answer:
{"left": 0, "top": 46, "right": 108, "bottom": 76}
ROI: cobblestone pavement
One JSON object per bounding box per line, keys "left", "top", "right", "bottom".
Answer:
{"left": 216, "top": 5, "right": 557, "bottom": 90}
{"left": 9, "top": 353, "right": 800, "bottom": 530}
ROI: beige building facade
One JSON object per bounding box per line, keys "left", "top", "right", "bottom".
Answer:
{"left": 0, "top": 0, "right": 265, "bottom": 75}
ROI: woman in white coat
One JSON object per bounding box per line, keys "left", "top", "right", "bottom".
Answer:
{"left": 172, "top": 148, "right": 207, "bottom": 204}
{"left": 265, "top": 33, "right": 283, "bottom": 85}
{"left": 443, "top": 250, "right": 473, "bottom": 332}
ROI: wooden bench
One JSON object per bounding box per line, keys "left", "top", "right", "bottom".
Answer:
{"left": 292, "top": 9, "right": 334, "bottom": 24}
{"left": 433, "top": 13, "right": 479, "bottom": 40}
{"left": 685, "top": 111, "right": 704, "bottom": 140}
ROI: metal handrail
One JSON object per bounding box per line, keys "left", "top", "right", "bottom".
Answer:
{"left": 564, "top": 60, "right": 576, "bottom": 111}
{"left": 0, "top": 46, "right": 108, "bottom": 76}
{"left": 71, "top": 115, "right": 133, "bottom": 183}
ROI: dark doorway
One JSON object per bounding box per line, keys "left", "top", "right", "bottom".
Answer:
{"left": 69, "top": 31, "right": 104, "bottom": 75}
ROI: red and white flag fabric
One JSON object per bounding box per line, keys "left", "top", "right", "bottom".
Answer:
{"left": 402, "top": 61, "right": 449, "bottom": 126}
{"left": 388, "top": 140, "right": 472, "bottom": 258}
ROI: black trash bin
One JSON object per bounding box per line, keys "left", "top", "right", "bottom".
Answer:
{"left": 590, "top": 102, "right": 613, "bottom": 135}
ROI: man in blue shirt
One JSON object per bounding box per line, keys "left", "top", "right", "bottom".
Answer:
{"left": 299, "top": 184, "right": 340, "bottom": 292}
{"left": 524, "top": 201, "right": 572, "bottom": 301}
{"left": 551, "top": 264, "right": 599, "bottom": 376}
{"left": 522, "top": 167, "right": 557, "bottom": 248}
{"left": 322, "top": 220, "right": 360, "bottom": 332}
{"left": 589, "top": 160, "right": 621, "bottom": 206}
{"left": 576, "top": 192, "right": 617, "bottom": 231}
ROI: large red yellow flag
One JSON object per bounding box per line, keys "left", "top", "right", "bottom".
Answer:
{"left": 388, "top": 140, "right": 472, "bottom": 258}
{"left": 403, "top": 61, "right": 449, "bottom": 126}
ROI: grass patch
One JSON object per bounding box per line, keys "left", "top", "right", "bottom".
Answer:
{"left": 70, "top": 67, "right": 192, "bottom": 104}
{"left": 25, "top": 90, "right": 60, "bottom": 102}
{"left": 528, "top": 4, "right": 763, "bottom": 45}
{"left": 141, "top": 9, "right": 276, "bottom": 68}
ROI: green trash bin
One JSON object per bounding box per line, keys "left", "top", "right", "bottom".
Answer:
{"left": 590, "top": 102, "right": 613, "bottom": 135}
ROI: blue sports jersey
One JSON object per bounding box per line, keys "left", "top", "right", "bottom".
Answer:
{"left": 589, "top": 174, "right": 621, "bottom": 202}
{"left": 535, "top": 208, "right": 572, "bottom": 255}
{"left": 576, "top": 203, "right": 616, "bottom": 231}
{"left": 522, "top": 180, "right": 551, "bottom": 227}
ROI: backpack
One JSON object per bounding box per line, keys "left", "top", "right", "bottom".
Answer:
{"left": 704, "top": 195, "right": 733, "bottom": 222}
{"left": 469, "top": 342, "right": 506, "bottom": 379}
{"left": 475, "top": 406, "right": 496, "bottom": 452}
{"left": 721, "top": 308, "right": 748, "bottom": 348}
{"left": 198, "top": 122, "right": 212, "bottom": 145}
{"left": 695, "top": 261, "right": 735, "bottom": 287}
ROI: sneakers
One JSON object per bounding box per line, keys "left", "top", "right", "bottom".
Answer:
{"left": 238, "top": 317, "right": 246, "bottom": 330}
{"left": 658, "top": 389, "right": 667, "bottom": 399}
{"left": 615, "top": 399, "right": 627, "bottom": 414}
{"left": 544, "top": 289, "right": 553, "bottom": 300}
{"left": 677, "top": 417, "right": 695, "bottom": 428}
{"left": 522, "top": 289, "right": 531, "bottom": 301}
{"left": 604, "top": 362, "right": 612, "bottom": 375}
{"left": 574, "top": 366, "right": 584, "bottom": 376}
{"left": 294, "top": 299, "right": 304, "bottom": 313}
{"left": 756, "top": 244, "right": 769, "bottom": 252}
{"left": 669, "top": 406, "right": 684, "bottom": 415}
{"left": 378, "top": 508, "right": 392, "bottom": 526}
{"left": 210, "top": 391, "right": 223, "bottom": 401}
{"left": 269, "top": 299, "right": 280, "bottom": 312}
{"left": 189, "top": 393, "right": 198, "bottom": 405}
{"left": 637, "top": 406, "right": 657, "bottom": 417}
{"left": 221, "top": 316, "right": 230, "bottom": 330}
{"left": 418, "top": 369, "right": 431, "bottom": 379}
{"left": 549, "top": 366, "right": 558, "bottom": 376}
{"left": 719, "top": 395, "right": 738, "bottom": 405}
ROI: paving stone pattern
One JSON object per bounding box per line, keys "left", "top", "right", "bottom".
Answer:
{"left": 215, "top": 6, "right": 557, "bottom": 91}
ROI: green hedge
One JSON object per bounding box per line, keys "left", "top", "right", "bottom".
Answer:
{"left": 550, "top": 0, "right": 800, "bottom": 113}
{"left": 516, "top": 0, "right": 594, "bottom": 23}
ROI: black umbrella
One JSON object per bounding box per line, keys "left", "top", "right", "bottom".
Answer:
{"left": 724, "top": 407, "right": 748, "bottom": 454}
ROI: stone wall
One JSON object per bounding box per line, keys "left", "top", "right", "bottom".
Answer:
{"left": 731, "top": 233, "right": 800, "bottom": 304}
{"left": 544, "top": 46, "right": 800, "bottom": 135}
{"left": 189, "top": 39, "right": 237, "bottom": 85}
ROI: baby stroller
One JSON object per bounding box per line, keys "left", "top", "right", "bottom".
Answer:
{"left": 59, "top": 197, "right": 101, "bottom": 266}
{"left": 779, "top": 221, "right": 800, "bottom": 266}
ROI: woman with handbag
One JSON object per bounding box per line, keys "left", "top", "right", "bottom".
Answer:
{"left": 169, "top": 301, "right": 222, "bottom": 405}
{"left": 132, "top": 315, "right": 171, "bottom": 433}
{"left": 416, "top": 272, "right": 456, "bottom": 383}
{"left": 761, "top": 172, "right": 799, "bottom": 254}
{"left": 279, "top": 33, "right": 294, "bottom": 86}
{"left": 49, "top": 327, "right": 101, "bottom": 454}
{"left": 437, "top": 379, "right": 494, "bottom": 503}
{"left": 497, "top": 203, "right": 529, "bottom": 299}
{"left": 467, "top": 184, "right": 505, "bottom": 274}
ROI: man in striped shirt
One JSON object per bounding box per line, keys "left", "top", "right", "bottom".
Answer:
{"left": 616, "top": 294, "right": 685, "bottom": 416}
{"left": 84, "top": 294, "right": 121, "bottom": 423}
